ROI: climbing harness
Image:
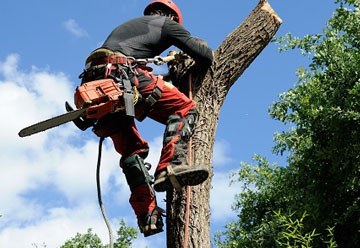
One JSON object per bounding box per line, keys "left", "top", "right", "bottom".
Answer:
{"left": 91, "top": 53, "right": 178, "bottom": 246}
{"left": 79, "top": 49, "right": 176, "bottom": 122}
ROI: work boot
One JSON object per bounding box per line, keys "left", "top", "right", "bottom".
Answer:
{"left": 153, "top": 165, "right": 209, "bottom": 192}
{"left": 137, "top": 207, "right": 164, "bottom": 237}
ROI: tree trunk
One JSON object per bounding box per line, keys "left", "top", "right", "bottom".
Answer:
{"left": 166, "top": 1, "right": 282, "bottom": 247}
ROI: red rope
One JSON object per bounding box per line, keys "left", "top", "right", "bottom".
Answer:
{"left": 183, "top": 73, "right": 193, "bottom": 248}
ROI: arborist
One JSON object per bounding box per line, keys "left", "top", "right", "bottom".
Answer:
{"left": 79, "top": 0, "right": 213, "bottom": 237}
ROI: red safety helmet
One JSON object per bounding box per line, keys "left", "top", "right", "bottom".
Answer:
{"left": 144, "top": 0, "right": 183, "bottom": 25}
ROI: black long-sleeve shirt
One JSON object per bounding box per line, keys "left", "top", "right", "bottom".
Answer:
{"left": 101, "top": 16, "right": 213, "bottom": 66}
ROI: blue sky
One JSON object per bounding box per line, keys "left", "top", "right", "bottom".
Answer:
{"left": 0, "top": 1, "right": 338, "bottom": 247}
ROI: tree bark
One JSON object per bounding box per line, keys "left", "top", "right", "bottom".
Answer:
{"left": 166, "top": 1, "right": 282, "bottom": 247}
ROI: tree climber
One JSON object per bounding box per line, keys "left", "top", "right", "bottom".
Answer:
{"left": 79, "top": 0, "right": 213, "bottom": 237}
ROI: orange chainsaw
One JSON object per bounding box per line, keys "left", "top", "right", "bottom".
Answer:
{"left": 18, "top": 78, "right": 128, "bottom": 137}
{"left": 18, "top": 55, "right": 177, "bottom": 138}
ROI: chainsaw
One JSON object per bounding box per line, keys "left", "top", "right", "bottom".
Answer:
{"left": 18, "top": 55, "right": 177, "bottom": 138}
{"left": 18, "top": 78, "right": 130, "bottom": 137}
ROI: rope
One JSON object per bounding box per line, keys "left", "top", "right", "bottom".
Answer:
{"left": 183, "top": 72, "right": 193, "bottom": 248}
{"left": 96, "top": 137, "right": 114, "bottom": 248}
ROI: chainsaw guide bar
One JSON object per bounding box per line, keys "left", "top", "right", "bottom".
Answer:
{"left": 18, "top": 108, "right": 88, "bottom": 137}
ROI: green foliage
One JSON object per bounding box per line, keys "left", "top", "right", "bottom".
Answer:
{"left": 270, "top": 1, "right": 360, "bottom": 245}
{"left": 274, "top": 211, "right": 338, "bottom": 248}
{"left": 214, "top": 157, "right": 339, "bottom": 248}
{"left": 215, "top": 0, "right": 360, "bottom": 247}
{"left": 214, "top": 158, "right": 336, "bottom": 248}
{"left": 275, "top": 211, "right": 319, "bottom": 248}
{"left": 60, "top": 220, "right": 138, "bottom": 248}
{"left": 61, "top": 229, "right": 105, "bottom": 248}
{"left": 114, "top": 220, "right": 138, "bottom": 248}
{"left": 214, "top": 156, "right": 293, "bottom": 248}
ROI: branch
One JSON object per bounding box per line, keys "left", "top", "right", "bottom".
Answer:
{"left": 210, "top": 0, "right": 282, "bottom": 94}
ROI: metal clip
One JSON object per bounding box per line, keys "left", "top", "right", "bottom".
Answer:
{"left": 153, "top": 56, "right": 164, "bottom": 66}
{"left": 104, "top": 63, "right": 113, "bottom": 78}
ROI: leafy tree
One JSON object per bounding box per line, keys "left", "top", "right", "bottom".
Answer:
{"left": 114, "top": 220, "right": 138, "bottom": 248}
{"left": 61, "top": 229, "right": 104, "bottom": 248}
{"left": 214, "top": 156, "right": 295, "bottom": 248}
{"left": 60, "top": 220, "right": 138, "bottom": 248}
{"left": 215, "top": 0, "right": 360, "bottom": 247}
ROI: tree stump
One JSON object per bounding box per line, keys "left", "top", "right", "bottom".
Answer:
{"left": 166, "top": 1, "right": 282, "bottom": 247}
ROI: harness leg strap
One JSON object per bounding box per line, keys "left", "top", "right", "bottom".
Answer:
{"left": 137, "top": 77, "right": 165, "bottom": 122}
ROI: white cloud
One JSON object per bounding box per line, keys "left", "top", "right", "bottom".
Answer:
{"left": 210, "top": 172, "right": 243, "bottom": 222}
{"left": 213, "top": 138, "right": 233, "bottom": 167}
{"left": 211, "top": 139, "right": 242, "bottom": 223}
{"left": 63, "top": 18, "right": 88, "bottom": 38}
{"left": 0, "top": 204, "right": 110, "bottom": 248}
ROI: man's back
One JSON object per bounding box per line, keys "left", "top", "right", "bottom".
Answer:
{"left": 102, "top": 16, "right": 213, "bottom": 65}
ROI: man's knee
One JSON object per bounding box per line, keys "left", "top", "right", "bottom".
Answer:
{"left": 181, "top": 108, "right": 197, "bottom": 142}
{"left": 163, "top": 108, "right": 197, "bottom": 146}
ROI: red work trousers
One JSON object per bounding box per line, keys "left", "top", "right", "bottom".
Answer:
{"left": 108, "top": 70, "right": 194, "bottom": 216}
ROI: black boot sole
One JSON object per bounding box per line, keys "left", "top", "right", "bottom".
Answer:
{"left": 154, "top": 167, "right": 209, "bottom": 192}
{"left": 142, "top": 224, "right": 164, "bottom": 237}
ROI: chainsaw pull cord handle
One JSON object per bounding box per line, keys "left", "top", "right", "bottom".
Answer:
{"left": 96, "top": 137, "right": 114, "bottom": 248}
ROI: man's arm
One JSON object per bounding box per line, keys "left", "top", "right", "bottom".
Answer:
{"left": 163, "top": 19, "right": 213, "bottom": 67}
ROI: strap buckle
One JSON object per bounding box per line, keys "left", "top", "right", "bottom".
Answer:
{"left": 166, "top": 166, "right": 181, "bottom": 190}
{"left": 146, "top": 87, "right": 162, "bottom": 106}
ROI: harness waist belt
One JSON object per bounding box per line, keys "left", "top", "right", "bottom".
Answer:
{"left": 89, "top": 55, "right": 135, "bottom": 67}
{"left": 85, "top": 48, "right": 134, "bottom": 68}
